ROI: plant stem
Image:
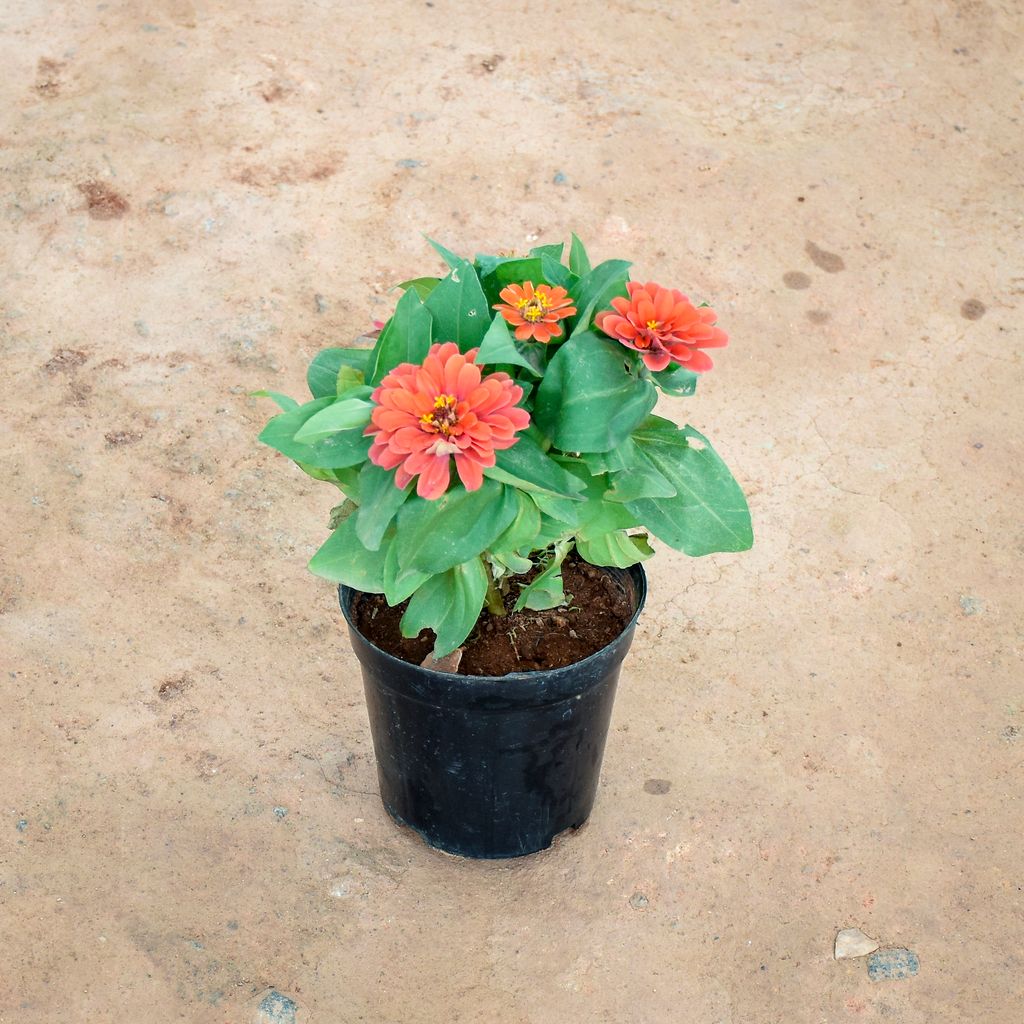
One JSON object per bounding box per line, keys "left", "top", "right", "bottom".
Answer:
{"left": 482, "top": 557, "right": 507, "bottom": 617}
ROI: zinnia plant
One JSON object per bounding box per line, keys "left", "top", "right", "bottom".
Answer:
{"left": 258, "top": 236, "right": 752, "bottom": 658}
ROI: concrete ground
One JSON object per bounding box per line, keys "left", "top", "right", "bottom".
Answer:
{"left": 2, "top": 1, "right": 1021, "bottom": 1021}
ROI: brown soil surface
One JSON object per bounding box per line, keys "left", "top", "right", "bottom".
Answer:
{"left": 353, "top": 554, "right": 636, "bottom": 675}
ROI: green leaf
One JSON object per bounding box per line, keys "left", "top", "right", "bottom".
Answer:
{"left": 655, "top": 363, "right": 699, "bottom": 397}
{"left": 625, "top": 417, "right": 753, "bottom": 555}
{"left": 401, "top": 559, "right": 488, "bottom": 658}
{"left": 259, "top": 397, "right": 372, "bottom": 469}
{"left": 367, "top": 288, "right": 434, "bottom": 386}
{"left": 424, "top": 259, "right": 490, "bottom": 351}
{"left": 383, "top": 541, "right": 431, "bottom": 605}
{"left": 569, "top": 259, "right": 630, "bottom": 338}
{"left": 484, "top": 433, "right": 587, "bottom": 499}
{"left": 292, "top": 390, "right": 374, "bottom": 443}
{"left": 531, "top": 492, "right": 581, "bottom": 531}
{"left": 353, "top": 474, "right": 407, "bottom": 553}
{"left": 539, "top": 253, "right": 575, "bottom": 291}
{"left": 396, "top": 276, "right": 440, "bottom": 300}
{"left": 475, "top": 313, "right": 545, "bottom": 376}
{"left": 490, "top": 550, "right": 533, "bottom": 575}
{"left": 571, "top": 469, "right": 637, "bottom": 541}
{"left": 308, "top": 516, "right": 387, "bottom": 591}
{"left": 252, "top": 390, "right": 298, "bottom": 412}
{"left": 300, "top": 464, "right": 362, "bottom": 496}
{"left": 355, "top": 463, "right": 413, "bottom": 551}
{"left": 529, "top": 242, "right": 564, "bottom": 262}
{"left": 534, "top": 331, "right": 657, "bottom": 452}
{"left": 491, "top": 490, "right": 543, "bottom": 556}
{"left": 426, "top": 237, "right": 463, "bottom": 269}
{"left": 605, "top": 463, "right": 677, "bottom": 503}
{"left": 307, "top": 348, "right": 371, "bottom": 399}
{"left": 514, "top": 540, "right": 572, "bottom": 612}
{"left": 569, "top": 233, "right": 591, "bottom": 277}
{"left": 395, "top": 479, "right": 517, "bottom": 575}
{"left": 576, "top": 530, "right": 653, "bottom": 568}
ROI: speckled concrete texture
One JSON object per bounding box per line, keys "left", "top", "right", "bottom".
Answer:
{"left": 2, "top": 1, "right": 1021, "bottom": 1021}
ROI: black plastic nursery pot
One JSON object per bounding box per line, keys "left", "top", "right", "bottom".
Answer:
{"left": 339, "top": 564, "right": 647, "bottom": 860}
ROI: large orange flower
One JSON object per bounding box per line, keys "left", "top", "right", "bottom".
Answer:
{"left": 493, "top": 281, "right": 576, "bottom": 343}
{"left": 595, "top": 281, "right": 728, "bottom": 372}
{"left": 365, "top": 342, "right": 530, "bottom": 500}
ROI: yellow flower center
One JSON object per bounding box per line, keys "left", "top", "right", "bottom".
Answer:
{"left": 420, "top": 393, "right": 459, "bottom": 436}
{"left": 519, "top": 289, "right": 553, "bottom": 323}
{"left": 646, "top": 320, "right": 659, "bottom": 330}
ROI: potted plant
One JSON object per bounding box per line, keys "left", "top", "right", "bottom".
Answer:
{"left": 257, "top": 236, "right": 752, "bottom": 859}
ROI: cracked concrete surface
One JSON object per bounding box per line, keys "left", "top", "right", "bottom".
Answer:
{"left": 2, "top": 1, "right": 1022, "bottom": 1021}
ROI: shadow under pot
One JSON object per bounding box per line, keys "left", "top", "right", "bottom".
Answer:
{"left": 338, "top": 563, "right": 647, "bottom": 860}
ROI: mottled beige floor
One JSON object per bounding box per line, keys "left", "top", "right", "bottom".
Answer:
{"left": 2, "top": 1, "right": 1022, "bottom": 1021}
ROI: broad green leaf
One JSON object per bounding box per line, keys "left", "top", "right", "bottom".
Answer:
{"left": 367, "top": 288, "right": 434, "bottom": 386}
{"left": 625, "top": 417, "right": 753, "bottom": 555}
{"left": 395, "top": 479, "right": 517, "bottom": 575}
{"left": 570, "top": 469, "right": 637, "bottom": 541}
{"left": 426, "top": 236, "right": 463, "bottom": 269}
{"left": 576, "top": 530, "right": 654, "bottom": 568}
{"left": 355, "top": 462, "right": 413, "bottom": 551}
{"left": 383, "top": 540, "right": 431, "bottom": 605}
{"left": 474, "top": 313, "right": 544, "bottom": 375}
{"left": 486, "top": 257, "right": 543, "bottom": 289}
{"left": 569, "top": 259, "right": 630, "bottom": 338}
{"left": 539, "top": 253, "right": 575, "bottom": 291}
{"left": 424, "top": 259, "right": 490, "bottom": 351}
{"left": 397, "top": 276, "right": 440, "bottom": 300}
{"left": 484, "top": 433, "right": 587, "bottom": 499}
{"left": 293, "top": 390, "right": 374, "bottom": 443}
{"left": 259, "top": 397, "right": 371, "bottom": 469}
{"left": 534, "top": 331, "right": 657, "bottom": 452}
{"left": 490, "top": 550, "right": 533, "bottom": 575}
{"left": 307, "top": 347, "right": 371, "bottom": 398}
{"left": 252, "top": 390, "right": 298, "bottom": 412}
{"left": 491, "top": 490, "right": 543, "bottom": 556}
{"left": 655, "top": 363, "right": 699, "bottom": 397}
{"left": 605, "top": 463, "right": 677, "bottom": 503}
{"left": 529, "top": 242, "right": 564, "bottom": 262}
{"left": 299, "top": 464, "right": 361, "bottom": 497}
{"left": 579, "top": 442, "right": 636, "bottom": 474}
{"left": 569, "top": 233, "right": 591, "bottom": 277}
{"left": 514, "top": 540, "right": 572, "bottom": 612}
{"left": 531, "top": 492, "right": 581, "bottom": 531}
{"left": 308, "top": 516, "right": 387, "bottom": 592}
{"left": 401, "top": 559, "right": 489, "bottom": 658}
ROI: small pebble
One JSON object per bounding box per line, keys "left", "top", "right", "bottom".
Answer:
{"left": 257, "top": 990, "right": 298, "bottom": 1024}
{"left": 273, "top": 806, "right": 288, "bottom": 819}
{"left": 16, "top": 819, "right": 28, "bottom": 832}
{"left": 628, "top": 891, "right": 649, "bottom": 910}
{"left": 835, "top": 927, "right": 879, "bottom": 959}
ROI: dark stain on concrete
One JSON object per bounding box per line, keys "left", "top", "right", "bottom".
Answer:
{"left": 643, "top": 778, "right": 672, "bottom": 795}
{"left": 960, "top": 298, "right": 986, "bottom": 320}
{"left": 783, "top": 271, "right": 811, "bottom": 290}
{"left": 159, "top": 672, "right": 194, "bottom": 700}
{"left": 805, "top": 240, "right": 845, "bottom": 273}
{"left": 806, "top": 309, "right": 831, "bottom": 324}
{"left": 44, "top": 348, "right": 88, "bottom": 374}
{"left": 104, "top": 430, "right": 142, "bottom": 447}
{"left": 78, "top": 181, "right": 130, "bottom": 220}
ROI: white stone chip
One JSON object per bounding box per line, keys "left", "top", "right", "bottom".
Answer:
{"left": 835, "top": 927, "right": 880, "bottom": 960}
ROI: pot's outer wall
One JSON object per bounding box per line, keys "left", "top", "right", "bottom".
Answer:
{"left": 339, "top": 565, "right": 647, "bottom": 859}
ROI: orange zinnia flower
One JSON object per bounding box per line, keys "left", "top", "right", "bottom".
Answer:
{"left": 493, "top": 281, "right": 576, "bottom": 343}
{"left": 595, "top": 281, "right": 728, "bottom": 372}
{"left": 365, "top": 342, "right": 530, "bottom": 500}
